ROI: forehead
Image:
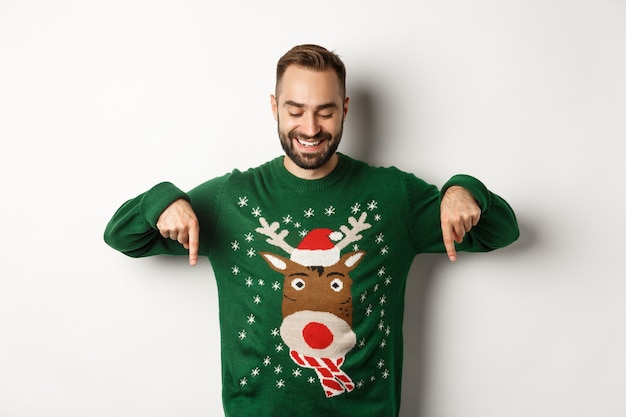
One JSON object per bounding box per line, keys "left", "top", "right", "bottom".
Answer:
{"left": 277, "top": 65, "right": 343, "bottom": 105}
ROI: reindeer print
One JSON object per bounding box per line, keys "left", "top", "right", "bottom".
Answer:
{"left": 257, "top": 213, "right": 371, "bottom": 397}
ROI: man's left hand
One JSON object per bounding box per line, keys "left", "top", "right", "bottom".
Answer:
{"left": 440, "top": 186, "right": 481, "bottom": 262}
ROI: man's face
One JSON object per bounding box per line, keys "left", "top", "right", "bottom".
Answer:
{"left": 272, "top": 66, "right": 349, "bottom": 171}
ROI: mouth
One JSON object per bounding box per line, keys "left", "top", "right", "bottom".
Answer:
{"left": 294, "top": 137, "right": 326, "bottom": 152}
{"left": 297, "top": 138, "right": 322, "bottom": 148}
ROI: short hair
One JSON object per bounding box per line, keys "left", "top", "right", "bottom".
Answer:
{"left": 275, "top": 44, "right": 347, "bottom": 98}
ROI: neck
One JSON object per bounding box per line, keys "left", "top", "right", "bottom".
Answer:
{"left": 283, "top": 153, "right": 339, "bottom": 180}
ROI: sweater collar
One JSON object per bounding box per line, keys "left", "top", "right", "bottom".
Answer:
{"left": 272, "top": 153, "right": 350, "bottom": 191}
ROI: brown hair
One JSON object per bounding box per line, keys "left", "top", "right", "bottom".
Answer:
{"left": 275, "top": 44, "right": 347, "bottom": 98}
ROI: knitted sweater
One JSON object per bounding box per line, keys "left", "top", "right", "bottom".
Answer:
{"left": 104, "top": 153, "right": 519, "bottom": 417}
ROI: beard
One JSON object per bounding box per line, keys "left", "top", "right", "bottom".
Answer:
{"left": 278, "top": 121, "right": 344, "bottom": 170}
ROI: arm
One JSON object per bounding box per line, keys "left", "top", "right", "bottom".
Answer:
{"left": 408, "top": 174, "right": 519, "bottom": 260}
{"left": 103, "top": 182, "right": 200, "bottom": 265}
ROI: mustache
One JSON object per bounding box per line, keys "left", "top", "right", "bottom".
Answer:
{"left": 288, "top": 130, "right": 332, "bottom": 141}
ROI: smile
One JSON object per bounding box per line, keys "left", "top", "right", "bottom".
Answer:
{"left": 297, "top": 139, "right": 322, "bottom": 147}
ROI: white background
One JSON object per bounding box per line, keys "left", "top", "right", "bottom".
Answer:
{"left": 1, "top": 1, "right": 625, "bottom": 416}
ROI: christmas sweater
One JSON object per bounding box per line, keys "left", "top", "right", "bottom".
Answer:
{"left": 104, "top": 153, "right": 519, "bottom": 417}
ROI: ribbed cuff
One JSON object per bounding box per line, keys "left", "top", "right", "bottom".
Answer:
{"left": 140, "top": 182, "right": 189, "bottom": 228}
{"left": 441, "top": 174, "right": 491, "bottom": 211}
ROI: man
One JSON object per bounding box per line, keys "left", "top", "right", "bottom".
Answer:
{"left": 104, "top": 44, "right": 518, "bottom": 417}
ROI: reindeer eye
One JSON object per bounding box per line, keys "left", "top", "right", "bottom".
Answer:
{"left": 330, "top": 278, "right": 344, "bottom": 292}
{"left": 291, "top": 278, "right": 306, "bottom": 291}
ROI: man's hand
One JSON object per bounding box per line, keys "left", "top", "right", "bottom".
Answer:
{"left": 440, "top": 186, "right": 481, "bottom": 262}
{"left": 156, "top": 199, "right": 200, "bottom": 266}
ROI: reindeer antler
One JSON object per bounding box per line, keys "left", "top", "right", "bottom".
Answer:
{"left": 335, "top": 212, "right": 372, "bottom": 250}
{"left": 256, "top": 217, "right": 295, "bottom": 254}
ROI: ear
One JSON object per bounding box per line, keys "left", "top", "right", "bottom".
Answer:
{"left": 341, "top": 251, "right": 365, "bottom": 270}
{"left": 343, "top": 96, "right": 350, "bottom": 120}
{"left": 270, "top": 95, "right": 278, "bottom": 121}
{"left": 260, "top": 252, "right": 291, "bottom": 272}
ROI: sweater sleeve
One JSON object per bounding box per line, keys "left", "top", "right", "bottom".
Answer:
{"left": 103, "top": 182, "right": 192, "bottom": 258}
{"left": 407, "top": 173, "right": 519, "bottom": 255}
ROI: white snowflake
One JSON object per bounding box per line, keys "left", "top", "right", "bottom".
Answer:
{"left": 356, "top": 380, "right": 365, "bottom": 388}
{"left": 270, "top": 328, "right": 280, "bottom": 337}
{"left": 276, "top": 379, "right": 285, "bottom": 389}
{"left": 351, "top": 203, "right": 361, "bottom": 214}
{"left": 299, "top": 229, "right": 308, "bottom": 238}
{"left": 365, "top": 304, "right": 373, "bottom": 316}
{"left": 258, "top": 279, "right": 265, "bottom": 286}
{"left": 292, "top": 368, "right": 302, "bottom": 377}
{"left": 275, "top": 343, "right": 284, "bottom": 352}
{"left": 379, "top": 339, "right": 387, "bottom": 349}
{"left": 304, "top": 208, "right": 315, "bottom": 218}
{"left": 367, "top": 200, "right": 378, "bottom": 211}
{"left": 251, "top": 207, "right": 262, "bottom": 217}
{"left": 263, "top": 356, "right": 272, "bottom": 366}
{"left": 240, "top": 377, "right": 248, "bottom": 386}
{"left": 384, "top": 276, "right": 392, "bottom": 286}
{"left": 352, "top": 244, "right": 360, "bottom": 251}
{"left": 378, "top": 320, "right": 385, "bottom": 331}
{"left": 294, "top": 222, "right": 301, "bottom": 228}
{"left": 358, "top": 338, "right": 366, "bottom": 348}
{"left": 244, "top": 233, "right": 254, "bottom": 242}
{"left": 271, "top": 281, "right": 281, "bottom": 291}
{"left": 382, "top": 369, "right": 390, "bottom": 379}
{"left": 251, "top": 368, "right": 260, "bottom": 377}
{"left": 377, "top": 359, "right": 385, "bottom": 369}
{"left": 360, "top": 291, "right": 368, "bottom": 303}
{"left": 379, "top": 295, "right": 387, "bottom": 305}
{"left": 374, "top": 214, "right": 382, "bottom": 221}
{"left": 247, "top": 248, "right": 256, "bottom": 258}
{"left": 375, "top": 233, "right": 384, "bottom": 244}
{"left": 377, "top": 267, "right": 386, "bottom": 277}
{"left": 231, "top": 241, "right": 240, "bottom": 251}
{"left": 374, "top": 284, "right": 380, "bottom": 292}
{"left": 245, "top": 277, "right": 253, "bottom": 287}
{"left": 307, "top": 376, "right": 316, "bottom": 384}
{"left": 238, "top": 330, "right": 247, "bottom": 340}
{"left": 253, "top": 295, "right": 261, "bottom": 304}
{"left": 380, "top": 309, "right": 386, "bottom": 317}
{"left": 283, "top": 215, "right": 293, "bottom": 224}
{"left": 247, "top": 314, "right": 256, "bottom": 325}
{"left": 232, "top": 266, "right": 240, "bottom": 275}
{"left": 385, "top": 326, "right": 391, "bottom": 336}
{"left": 274, "top": 365, "right": 283, "bottom": 374}
{"left": 325, "top": 206, "right": 336, "bottom": 216}
{"left": 237, "top": 196, "right": 248, "bottom": 208}
{"left": 380, "top": 246, "right": 389, "bottom": 255}
{"left": 370, "top": 375, "right": 376, "bottom": 382}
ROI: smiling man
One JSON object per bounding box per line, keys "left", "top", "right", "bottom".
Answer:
{"left": 273, "top": 62, "right": 348, "bottom": 178}
{"left": 104, "top": 44, "right": 519, "bottom": 417}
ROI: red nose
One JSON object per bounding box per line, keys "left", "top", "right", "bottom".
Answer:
{"left": 302, "top": 321, "right": 334, "bottom": 350}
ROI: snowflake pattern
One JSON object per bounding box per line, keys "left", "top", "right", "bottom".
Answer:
{"left": 238, "top": 196, "right": 249, "bottom": 207}
{"left": 229, "top": 195, "right": 396, "bottom": 396}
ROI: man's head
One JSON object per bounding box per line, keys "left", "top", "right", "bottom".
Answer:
{"left": 271, "top": 45, "right": 349, "bottom": 177}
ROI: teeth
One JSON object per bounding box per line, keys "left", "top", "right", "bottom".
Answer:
{"left": 298, "top": 139, "right": 320, "bottom": 147}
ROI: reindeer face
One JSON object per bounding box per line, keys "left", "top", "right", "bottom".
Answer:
{"left": 261, "top": 251, "right": 364, "bottom": 358}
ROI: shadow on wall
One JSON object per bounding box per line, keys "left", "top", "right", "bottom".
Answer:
{"left": 399, "top": 218, "right": 535, "bottom": 417}
{"left": 342, "top": 84, "right": 381, "bottom": 165}
{"left": 343, "top": 80, "right": 538, "bottom": 417}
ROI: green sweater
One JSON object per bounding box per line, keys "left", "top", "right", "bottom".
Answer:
{"left": 104, "top": 153, "right": 519, "bottom": 417}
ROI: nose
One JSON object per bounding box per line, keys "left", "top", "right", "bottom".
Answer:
{"left": 302, "top": 322, "right": 334, "bottom": 350}
{"left": 300, "top": 113, "right": 321, "bottom": 137}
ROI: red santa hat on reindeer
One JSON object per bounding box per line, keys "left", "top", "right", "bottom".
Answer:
{"left": 290, "top": 228, "right": 344, "bottom": 267}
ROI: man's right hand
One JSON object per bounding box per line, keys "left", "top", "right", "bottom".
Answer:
{"left": 156, "top": 199, "right": 200, "bottom": 266}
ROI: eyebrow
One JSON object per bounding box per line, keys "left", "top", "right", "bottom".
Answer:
{"left": 283, "top": 100, "right": 339, "bottom": 111}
